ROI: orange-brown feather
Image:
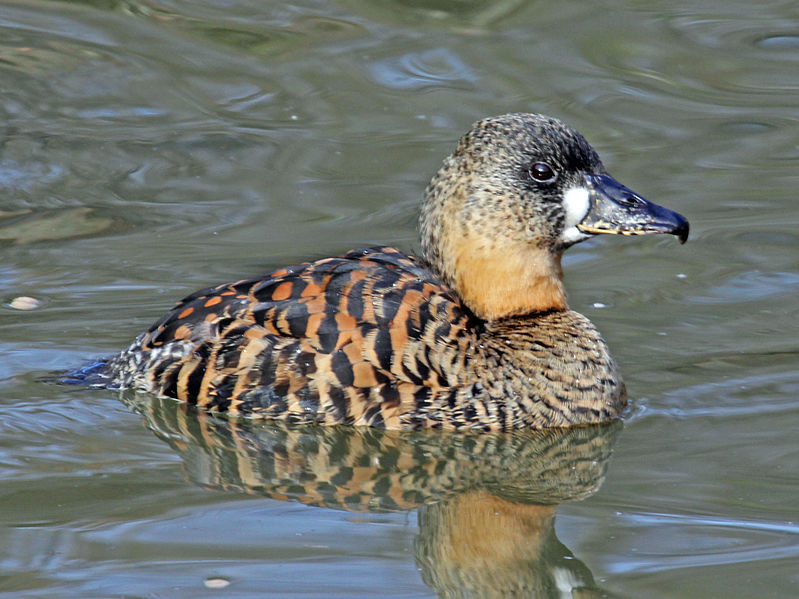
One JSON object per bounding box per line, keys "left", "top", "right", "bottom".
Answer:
{"left": 453, "top": 239, "right": 567, "bottom": 320}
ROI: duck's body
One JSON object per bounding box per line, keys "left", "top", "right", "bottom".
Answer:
{"left": 95, "top": 113, "right": 688, "bottom": 431}
{"left": 104, "top": 246, "right": 621, "bottom": 430}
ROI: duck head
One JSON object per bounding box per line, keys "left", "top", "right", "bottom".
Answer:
{"left": 420, "top": 113, "right": 689, "bottom": 321}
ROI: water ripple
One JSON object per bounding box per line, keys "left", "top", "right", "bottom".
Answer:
{"left": 755, "top": 32, "right": 799, "bottom": 51}
{"left": 609, "top": 511, "right": 799, "bottom": 574}
{"left": 686, "top": 270, "right": 799, "bottom": 304}
{"left": 368, "top": 47, "right": 477, "bottom": 91}
{"left": 639, "top": 364, "right": 799, "bottom": 420}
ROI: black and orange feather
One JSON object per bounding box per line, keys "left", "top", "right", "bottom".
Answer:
{"left": 106, "top": 247, "right": 482, "bottom": 429}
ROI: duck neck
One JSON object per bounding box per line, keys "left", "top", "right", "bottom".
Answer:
{"left": 450, "top": 242, "right": 567, "bottom": 321}
{"left": 420, "top": 223, "right": 568, "bottom": 320}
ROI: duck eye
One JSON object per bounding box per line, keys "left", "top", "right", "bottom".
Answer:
{"left": 529, "top": 162, "right": 557, "bottom": 183}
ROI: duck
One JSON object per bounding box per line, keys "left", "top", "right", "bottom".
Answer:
{"left": 93, "top": 113, "right": 688, "bottom": 431}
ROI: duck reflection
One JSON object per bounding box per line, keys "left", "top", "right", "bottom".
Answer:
{"left": 125, "top": 394, "right": 622, "bottom": 598}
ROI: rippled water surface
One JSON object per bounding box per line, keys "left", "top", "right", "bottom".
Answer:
{"left": 2, "top": 1, "right": 798, "bottom": 597}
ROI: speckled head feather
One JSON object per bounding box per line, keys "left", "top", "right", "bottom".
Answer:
{"left": 420, "top": 113, "right": 608, "bottom": 320}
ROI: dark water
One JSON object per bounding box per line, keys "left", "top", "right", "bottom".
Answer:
{"left": 2, "top": 1, "right": 799, "bottom": 597}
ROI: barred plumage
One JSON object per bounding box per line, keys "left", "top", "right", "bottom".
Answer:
{"left": 89, "top": 113, "right": 688, "bottom": 430}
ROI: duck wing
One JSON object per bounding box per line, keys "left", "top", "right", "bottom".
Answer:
{"left": 104, "top": 247, "right": 477, "bottom": 428}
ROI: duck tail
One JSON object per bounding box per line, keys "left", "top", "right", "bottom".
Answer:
{"left": 57, "top": 359, "right": 112, "bottom": 388}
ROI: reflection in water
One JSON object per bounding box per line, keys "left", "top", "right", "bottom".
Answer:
{"left": 125, "top": 394, "right": 622, "bottom": 598}
{"left": 418, "top": 496, "right": 597, "bottom": 598}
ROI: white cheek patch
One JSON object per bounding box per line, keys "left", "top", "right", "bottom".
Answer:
{"left": 562, "top": 186, "right": 591, "bottom": 228}
{"left": 559, "top": 186, "right": 592, "bottom": 245}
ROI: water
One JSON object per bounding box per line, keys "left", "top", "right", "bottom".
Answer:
{"left": 2, "top": 1, "right": 798, "bottom": 597}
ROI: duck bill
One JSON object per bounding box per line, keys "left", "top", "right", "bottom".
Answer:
{"left": 577, "top": 173, "right": 689, "bottom": 244}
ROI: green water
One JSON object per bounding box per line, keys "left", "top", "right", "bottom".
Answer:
{"left": 2, "top": 1, "right": 798, "bottom": 597}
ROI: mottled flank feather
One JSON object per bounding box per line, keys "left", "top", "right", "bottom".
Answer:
{"left": 103, "top": 247, "right": 620, "bottom": 430}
